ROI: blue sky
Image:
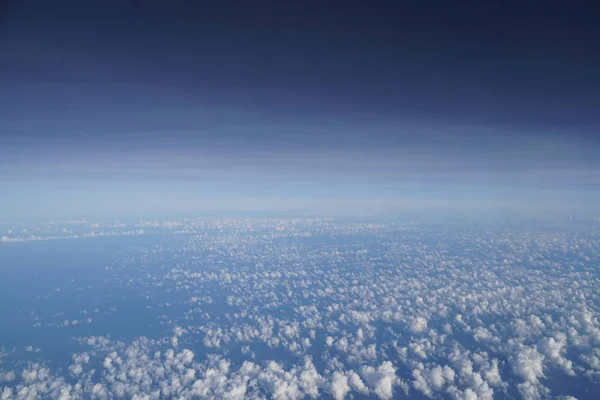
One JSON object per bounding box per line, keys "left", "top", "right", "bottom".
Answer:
{"left": 1, "top": 1, "right": 599, "bottom": 220}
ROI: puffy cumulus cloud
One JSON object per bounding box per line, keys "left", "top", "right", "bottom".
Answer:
{"left": 444, "top": 348, "right": 498, "bottom": 400}
{"left": 537, "top": 333, "right": 575, "bottom": 376}
{"left": 473, "top": 327, "right": 501, "bottom": 346}
{"left": 256, "top": 358, "right": 328, "bottom": 400}
{"left": 410, "top": 316, "right": 428, "bottom": 334}
{"left": 517, "top": 380, "right": 550, "bottom": 400}
{"left": 346, "top": 370, "right": 369, "bottom": 395}
{"left": 170, "top": 326, "right": 185, "bottom": 348}
{"left": 2, "top": 363, "right": 77, "bottom": 400}
{"left": 71, "top": 353, "right": 90, "bottom": 365}
{"left": 191, "top": 359, "right": 248, "bottom": 399}
{"left": 361, "top": 361, "right": 406, "bottom": 400}
{"left": 330, "top": 372, "right": 350, "bottom": 400}
{"left": 68, "top": 352, "right": 91, "bottom": 377}
{"left": 408, "top": 338, "right": 435, "bottom": 360}
{"left": 412, "top": 364, "right": 455, "bottom": 398}
{"left": 580, "top": 347, "right": 600, "bottom": 381}
{"left": 1, "top": 338, "right": 352, "bottom": 400}
{"left": 569, "top": 308, "right": 600, "bottom": 345}
{"left": 0, "top": 372, "right": 15, "bottom": 383}
{"left": 480, "top": 359, "right": 503, "bottom": 388}
{"left": 446, "top": 386, "right": 480, "bottom": 400}
{"left": 513, "top": 347, "right": 545, "bottom": 384}
{"left": 0, "top": 387, "right": 14, "bottom": 400}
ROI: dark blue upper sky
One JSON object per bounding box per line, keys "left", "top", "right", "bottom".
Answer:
{"left": 1, "top": 1, "right": 599, "bottom": 219}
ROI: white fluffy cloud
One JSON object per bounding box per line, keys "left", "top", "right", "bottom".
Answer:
{"left": 513, "top": 347, "right": 545, "bottom": 383}
{"left": 410, "top": 317, "right": 428, "bottom": 334}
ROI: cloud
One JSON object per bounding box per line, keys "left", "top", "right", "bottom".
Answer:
{"left": 330, "top": 372, "right": 350, "bottom": 400}
{"left": 361, "top": 362, "right": 405, "bottom": 400}
{"left": 538, "top": 334, "right": 575, "bottom": 376}
{"left": 513, "top": 348, "right": 545, "bottom": 383}
{"left": 412, "top": 364, "right": 455, "bottom": 398}
{"left": 410, "top": 317, "right": 428, "bottom": 334}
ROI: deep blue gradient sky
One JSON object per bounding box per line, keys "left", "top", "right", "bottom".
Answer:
{"left": 1, "top": 1, "right": 599, "bottom": 219}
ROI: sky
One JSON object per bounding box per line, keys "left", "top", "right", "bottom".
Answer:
{"left": 1, "top": 1, "right": 599, "bottom": 220}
